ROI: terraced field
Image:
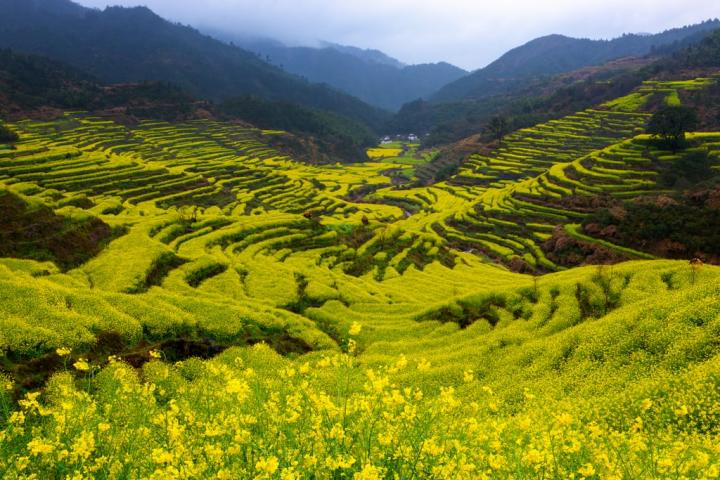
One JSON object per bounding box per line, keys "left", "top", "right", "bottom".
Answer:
{"left": 2, "top": 75, "right": 720, "bottom": 478}
{"left": 368, "top": 77, "right": 720, "bottom": 270}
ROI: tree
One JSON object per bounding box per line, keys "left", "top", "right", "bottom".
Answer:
{"left": 0, "top": 123, "right": 19, "bottom": 143}
{"left": 178, "top": 205, "right": 198, "bottom": 223}
{"left": 486, "top": 116, "right": 509, "bottom": 145}
{"left": 660, "top": 150, "right": 714, "bottom": 187}
{"left": 647, "top": 106, "right": 699, "bottom": 150}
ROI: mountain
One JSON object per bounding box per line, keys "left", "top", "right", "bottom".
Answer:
{"left": 669, "top": 26, "right": 720, "bottom": 68}
{"left": 389, "top": 56, "right": 654, "bottom": 146}
{"left": 0, "top": 48, "right": 376, "bottom": 163}
{"left": 432, "top": 19, "right": 720, "bottom": 102}
{"left": 320, "top": 41, "right": 405, "bottom": 68}
{"left": 386, "top": 26, "right": 720, "bottom": 180}
{"left": 18, "top": 0, "right": 85, "bottom": 17}
{"left": 0, "top": 48, "right": 200, "bottom": 120}
{"left": 218, "top": 96, "right": 378, "bottom": 164}
{"left": 387, "top": 25, "right": 720, "bottom": 149}
{"left": 0, "top": 0, "right": 389, "bottom": 129}
{"left": 222, "top": 36, "right": 467, "bottom": 111}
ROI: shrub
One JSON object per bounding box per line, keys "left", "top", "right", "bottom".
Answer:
{"left": 0, "top": 123, "right": 19, "bottom": 143}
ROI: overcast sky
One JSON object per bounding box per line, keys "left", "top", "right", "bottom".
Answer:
{"left": 75, "top": 0, "right": 719, "bottom": 70}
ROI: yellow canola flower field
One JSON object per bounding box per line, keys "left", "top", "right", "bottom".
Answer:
{"left": 2, "top": 344, "right": 720, "bottom": 479}
{"left": 367, "top": 148, "right": 403, "bottom": 159}
{"left": 2, "top": 77, "right": 720, "bottom": 479}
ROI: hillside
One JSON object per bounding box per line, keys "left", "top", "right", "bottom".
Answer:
{"left": 0, "top": 0, "right": 389, "bottom": 129}
{"left": 431, "top": 19, "right": 720, "bottom": 103}
{"left": 390, "top": 27, "right": 720, "bottom": 149}
{"left": 229, "top": 36, "right": 467, "bottom": 111}
{"left": 0, "top": 48, "right": 378, "bottom": 163}
{"left": 321, "top": 41, "right": 406, "bottom": 68}
{"left": 0, "top": 49, "right": 202, "bottom": 121}
{"left": 1, "top": 70, "right": 720, "bottom": 475}
{"left": 218, "top": 96, "right": 378, "bottom": 164}
{"left": 2, "top": 9, "right": 720, "bottom": 478}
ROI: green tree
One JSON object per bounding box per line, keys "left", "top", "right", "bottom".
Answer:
{"left": 660, "top": 150, "right": 714, "bottom": 187}
{"left": 0, "top": 123, "right": 19, "bottom": 143}
{"left": 647, "top": 106, "right": 699, "bottom": 150}
{"left": 486, "top": 116, "right": 510, "bottom": 145}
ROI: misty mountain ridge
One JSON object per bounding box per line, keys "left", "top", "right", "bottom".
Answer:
{"left": 2, "top": 0, "right": 718, "bottom": 138}
{"left": 0, "top": 0, "right": 389, "bottom": 128}
{"left": 432, "top": 19, "right": 720, "bottom": 102}
{"left": 319, "top": 41, "right": 406, "bottom": 69}
{"left": 213, "top": 33, "right": 467, "bottom": 111}
{"left": 194, "top": 18, "right": 718, "bottom": 111}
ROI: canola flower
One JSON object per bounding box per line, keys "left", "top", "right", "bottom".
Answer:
{"left": 417, "top": 358, "right": 431, "bottom": 371}
{"left": 72, "top": 358, "right": 91, "bottom": 372}
{"left": 255, "top": 456, "right": 279, "bottom": 476}
{"left": 349, "top": 321, "right": 363, "bottom": 336}
{"left": 56, "top": 347, "right": 71, "bottom": 357}
{"left": 1, "top": 345, "right": 720, "bottom": 479}
{"left": 1, "top": 80, "right": 720, "bottom": 480}
{"left": 366, "top": 147, "right": 403, "bottom": 159}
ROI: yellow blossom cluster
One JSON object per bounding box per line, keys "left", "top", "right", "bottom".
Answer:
{"left": 1, "top": 344, "right": 720, "bottom": 478}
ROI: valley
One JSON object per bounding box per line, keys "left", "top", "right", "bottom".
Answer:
{"left": 1, "top": 1, "right": 720, "bottom": 478}
{"left": 2, "top": 74, "right": 720, "bottom": 478}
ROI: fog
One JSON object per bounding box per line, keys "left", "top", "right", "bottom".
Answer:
{"left": 75, "top": 0, "right": 720, "bottom": 70}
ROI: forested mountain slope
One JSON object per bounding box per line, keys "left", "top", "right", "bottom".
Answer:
{"left": 390, "top": 27, "right": 720, "bottom": 148}
{"left": 0, "top": 48, "right": 378, "bottom": 163}
{"left": 230, "top": 36, "right": 467, "bottom": 110}
{"left": 432, "top": 19, "right": 720, "bottom": 102}
{"left": 0, "top": 0, "right": 389, "bottom": 128}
